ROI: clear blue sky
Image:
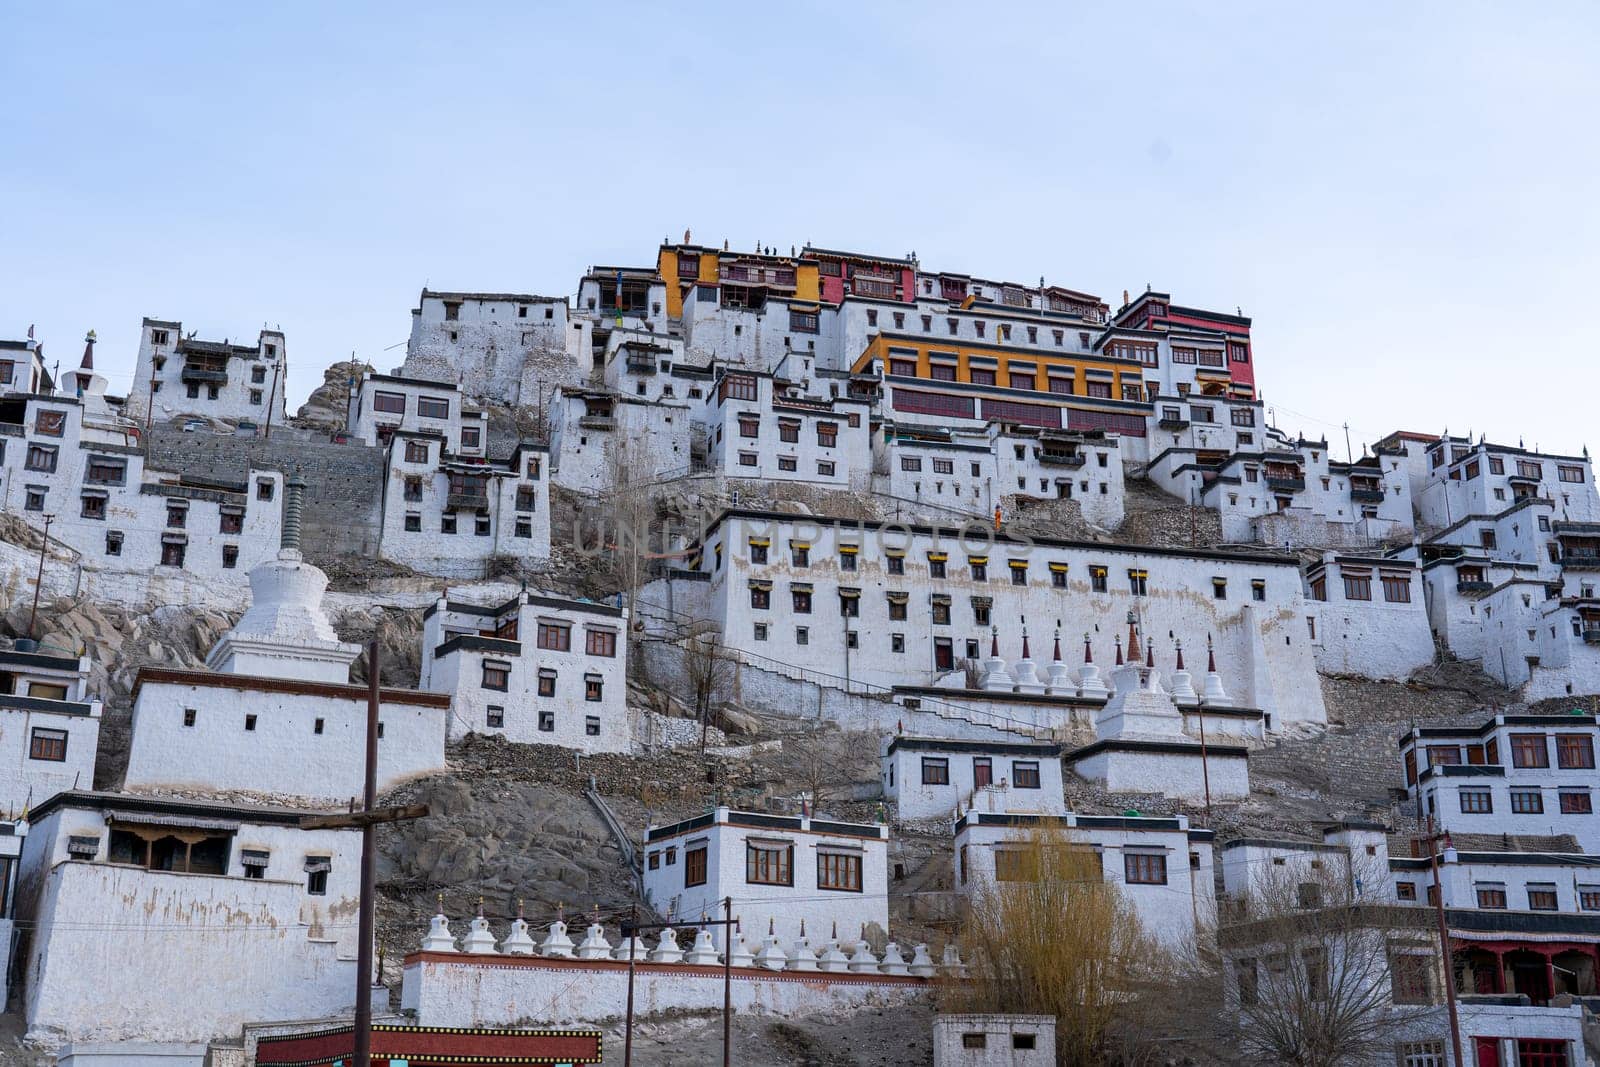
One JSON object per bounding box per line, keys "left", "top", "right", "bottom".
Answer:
{"left": 5, "top": 3, "right": 1596, "bottom": 457}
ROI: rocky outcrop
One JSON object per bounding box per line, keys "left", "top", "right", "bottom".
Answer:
{"left": 293, "top": 359, "right": 365, "bottom": 433}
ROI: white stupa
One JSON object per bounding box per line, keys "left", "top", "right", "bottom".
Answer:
{"left": 204, "top": 477, "right": 360, "bottom": 684}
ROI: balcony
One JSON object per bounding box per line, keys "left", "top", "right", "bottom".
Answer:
{"left": 625, "top": 355, "right": 657, "bottom": 375}
{"left": 1350, "top": 488, "right": 1386, "bottom": 503}
{"left": 1562, "top": 555, "right": 1600, "bottom": 572}
{"left": 180, "top": 366, "right": 229, "bottom": 385}
{"left": 1265, "top": 476, "right": 1306, "bottom": 493}
{"left": 445, "top": 492, "right": 489, "bottom": 512}
{"left": 1508, "top": 473, "right": 1543, "bottom": 488}
{"left": 1038, "top": 451, "right": 1086, "bottom": 468}
{"left": 1157, "top": 416, "right": 1190, "bottom": 430}
{"left": 1456, "top": 580, "right": 1493, "bottom": 595}
{"left": 578, "top": 415, "right": 616, "bottom": 431}
{"left": 1584, "top": 630, "right": 1600, "bottom": 645}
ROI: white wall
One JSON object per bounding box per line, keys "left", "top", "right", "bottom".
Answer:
{"left": 17, "top": 801, "right": 368, "bottom": 1048}
{"left": 122, "top": 677, "right": 448, "bottom": 805}
{"left": 401, "top": 951, "right": 929, "bottom": 1029}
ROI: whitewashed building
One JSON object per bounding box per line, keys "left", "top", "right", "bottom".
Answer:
{"left": 548, "top": 387, "right": 695, "bottom": 495}
{"left": 1399, "top": 713, "right": 1600, "bottom": 853}
{"left": 699, "top": 367, "right": 872, "bottom": 490}
{"left": 1303, "top": 553, "right": 1434, "bottom": 680}
{"left": 642, "top": 806, "right": 889, "bottom": 949}
{"left": 1218, "top": 822, "right": 1395, "bottom": 908}
{"left": 1148, "top": 436, "right": 1414, "bottom": 548}
{"left": 0, "top": 369, "right": 285, "bottom": 592}
{"left": 126, "top": 318, "right": 287, "bottom": 428}
{"left": 123, "top": 490, "right": 450, "bottom": 804}
{"left": 666, "top": 510, "right": 1328, "bottom": 728}
{"left": 14, "top": 790, "right": 374, "bottom": 1050}
{"left": 346, "top": 371, "right": 487, "bottom": 456}
{"left": 881, "top": 736, "right": 1064, "bottom": 822}
{"left": 419, "top": 588, "right": 629, "bottom": 752}
{"left": 953, "top": 806, "right": 1217, "bottom": 950}
{"left": 401, "top": 290, "right": 589, "bottom": 406}
{"left": 932, "top": 1014, "right": 1055, "bottom": 1066}
{"left": 0, "top": 334, "right": 50, "bottom": 395}
{"left": 1395, "top": 434, "right": 1600, "bottom": 532}
{"left": 375, "top": 433, "right": 549, "bottom": 578}
{"left": 876, "top": 423, "right": 1125, "bottom": 527}
{"left": 0, "top": 643, "right": 103, "bottom": 818}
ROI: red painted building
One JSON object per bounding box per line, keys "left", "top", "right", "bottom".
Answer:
{"left": 802, "top": 246, "right": 917, "bottom": 305}
{"left": 254, "top": 1024, "right": 602, "bottom": 1066}
{"left": 1115, "top": 290, "right": 1257, "bottom": 395}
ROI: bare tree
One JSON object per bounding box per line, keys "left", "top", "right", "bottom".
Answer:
{"left": 1218, "top": 855, "right": 1439, "bottom": 1067}
{"left": 682, "top": 628, "right": 735, "bottom": 754}
{"left": 941, "top": 827, "right": 1170, "bottom": 1065}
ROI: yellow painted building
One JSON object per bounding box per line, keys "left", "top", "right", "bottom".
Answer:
{"left": 851, "top": 334, "right": 1144, "bottom": 402}
{"left": 657, "top": 244, "right": 821, "bottom": 319}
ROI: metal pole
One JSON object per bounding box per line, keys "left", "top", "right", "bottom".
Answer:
{"left": 1195, "top": 703, "right": 1212, "bottom": 822}
{"left": 1424, "top": 817, "right": 1464, "bottom": 1067}
{"left": 27, "top": 515, "right": 54, "bottom": 639}
{"left": 624, "top": 905, "right": 638, "bottom": 1067}
{"left": 354, "top": 638, "right": 380, "bottom": 1067}
{"left": 722, "top": 897, "right": 733, "bottom": 1067}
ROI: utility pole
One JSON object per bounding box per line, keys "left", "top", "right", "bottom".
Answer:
{"left": 27, "top": 514, "right": 55, "bottom": 640}
{"left": 298, "top": 639, "right": 428, "bottom": 1067}
{"left": 1420, "top": 817, "right": 1464, "bottom": 1067}
{"left": 263, "top": 358, "right": 282, "bottom": 440}
{"left": 622, "top": 907, "right": 741, "bottom": 1067}
{"left": 1343, "top": 421, "right": 1353, "bottom": 465}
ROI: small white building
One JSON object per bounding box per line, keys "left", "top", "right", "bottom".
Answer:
{"left": 1303, "top": 553, "right": 1435, "bottom": 680}
{"left": 932, "top": 1014, "right": 1055, "bottom": 1066}
{"left": 123, "top": 489, "right": 450, "bottom": 804}
{"left": 375, "top": 433, "right": 550, "bottom": 578}
{"left": 642, "top": 806, "right": 890, "bottom": 949}
{"left": 953, "top": 807, "right": 1216, "bottom": 950}
{"left": 127, "top": 317, "right": 287, "bottom": 428}
{"left": 346, "top": 371, "right": 487, "bottom": 457}
{"left": 1400, "top": 713, "right": 1600, "bottom": 853}
{"left": 0, "top": 335, "right": 50, "bottom": 395}
{"left": 401, "top": 289, "right": 588, "bottom": 407}
{"left": 1218, "top": 822, "right": 1395, "bottom": 909}
{"left": 881, "top": 736, "right": 1064, "bottom": 822}
{"left": 0, "top": 643, "right": 103, "bottom": 818}
{"left": 14, "top": 790, "right": 373, "bottom": 1050}
{"left": 419, "top": 588, "right": 629, "bottom": 752}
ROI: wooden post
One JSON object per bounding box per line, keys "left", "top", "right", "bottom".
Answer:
{"left": 1423, "top": 818, "right": 1464, "bottom": 1067}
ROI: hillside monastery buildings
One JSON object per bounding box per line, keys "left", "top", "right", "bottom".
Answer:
{"left": 1, "top": 235, "right": 1598, "bottom": 1063}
